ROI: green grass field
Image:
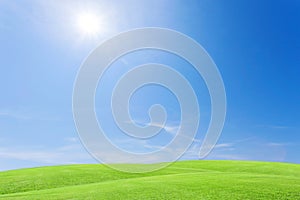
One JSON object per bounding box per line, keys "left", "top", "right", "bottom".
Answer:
{"left": 0, "top": 160, "right": 299, "bottom": 199}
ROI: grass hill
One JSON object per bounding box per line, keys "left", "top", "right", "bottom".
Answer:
{"left": 0, "top": 160, "right": 299, "bottom": 199}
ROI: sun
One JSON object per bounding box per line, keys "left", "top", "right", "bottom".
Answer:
{"left": 77, "top": 12, "right": 101, "bottom": 37}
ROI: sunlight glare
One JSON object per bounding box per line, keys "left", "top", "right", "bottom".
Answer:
{"left": 77, "top": 12, "right": 101, "bottom": 37}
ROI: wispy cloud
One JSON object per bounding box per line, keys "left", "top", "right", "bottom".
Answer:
{"left": 204, "top": 137, "right": 289, "bottom": 162}
{"left": 0, "top": 110, "right": 32, "bottom": 120}
{"left": 64, "top": 137, "right": 79, "bottom": 143}
{"left": 214, "top": 143, "right": 234, "bottom": 149}
{"left": 0, "top": 138, "right": 94, "bottom": 169}
{"left": 266, "top": 142, "right": 291, "bottom": 147}
{"left": 149, "top": 122, "right": 179, "bottom": 135}
{"left": 0, "top": 108, "right": 61, "bottom": 121}
{"left": 182, "top": 137, "right": 255, "bottom": 160}
{"left": 124, "top": 120, "right": 180, "bottom": 135}
{"left": 181, "top": 142, "right": 224, "bottom": 159}
{"left": 256, "top": 124, "right": 291, "bottom": 129}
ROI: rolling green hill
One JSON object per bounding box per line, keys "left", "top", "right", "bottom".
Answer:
{"left": 0, "top": 160, "right": 299, "bottom": 199}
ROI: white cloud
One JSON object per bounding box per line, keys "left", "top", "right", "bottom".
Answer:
{"left": 64, "top": 137, "right": 79, "bottom": 143}
{"left": 256, "top": 124, "right": 291, "bottom": 129}
{"left": 182, "top": 137, "right": 254, "bottom": 160}
{"left": 0, "top": 108, "right": 61, "bottom": 121}
{"left": 0, "top": 110, "right": 32, "bottom": 120}
{"left": 124, "top": 120, "right": 180, "bottom": 135}
{"left": 266, "top": 142, "right": 290, "bottom": 147}
{"left": 0, "top": 142, "right": 94, "bottom": 167}
{"left": 150, "top": 122, "right": 179, "bottom": 135}
{"left": 214, "top": 143, "right": 233, "bottom": 149}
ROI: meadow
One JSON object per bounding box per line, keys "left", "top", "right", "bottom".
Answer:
{"left": 0, "top": 160, "right": 299, "bottom": 199}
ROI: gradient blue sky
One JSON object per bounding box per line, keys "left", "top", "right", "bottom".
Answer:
{"left": 0, "top": 0, "right": 299, "bottom": 171}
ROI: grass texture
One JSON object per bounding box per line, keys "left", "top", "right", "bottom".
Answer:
{"left": 0, "top": 160, "right": 299, "bottom": 199}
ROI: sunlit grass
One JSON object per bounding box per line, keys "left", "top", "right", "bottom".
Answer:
{"left": 0, "top": 160, "right": 299, "bottom": 199}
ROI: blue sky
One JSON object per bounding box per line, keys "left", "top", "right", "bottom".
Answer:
{"left": 0, "top": 0, "right": 299, "bottom": 171}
